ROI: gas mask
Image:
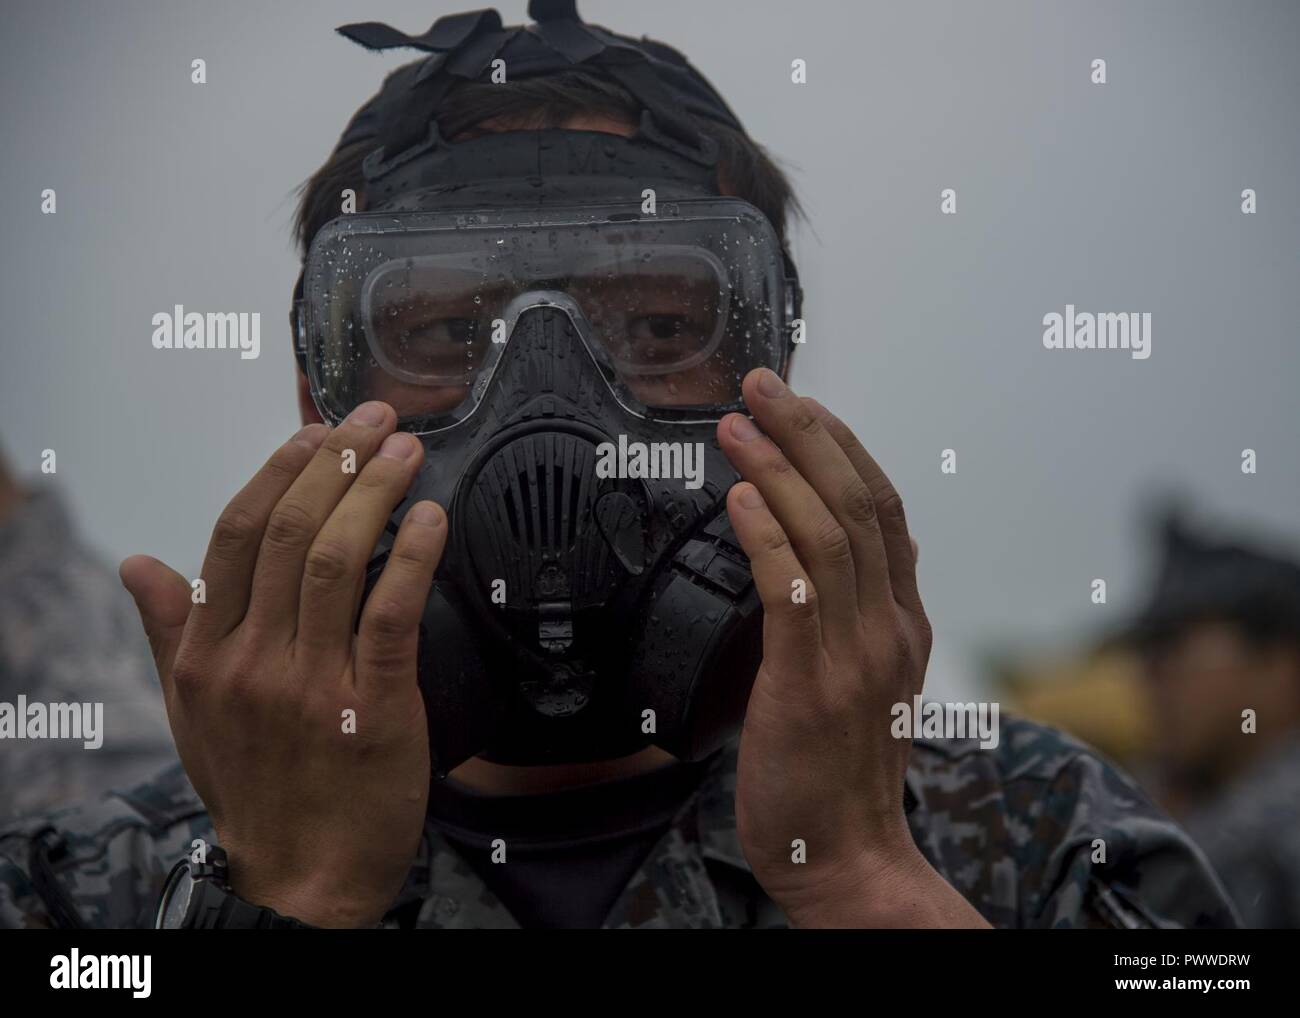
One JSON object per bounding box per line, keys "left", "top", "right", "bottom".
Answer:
{"left": 292, "top": 2, "right": 801, "bottom": 774}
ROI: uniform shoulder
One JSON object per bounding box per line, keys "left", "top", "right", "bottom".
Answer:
{"left": 907, "top": 713, "right": 1157, "bottom": 835}
{"left": 906, "top": 714, "right": 1238, "bottom": 928}
{"left": 911, "top": 712, "right": 1106, "bottom": 779}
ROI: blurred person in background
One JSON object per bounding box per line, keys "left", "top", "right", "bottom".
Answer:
{"left": 1131, "top": 512, "right": 1300, "bottom": 928}
{"left": 0, "top": 445, "right": 176, "bottom": 821}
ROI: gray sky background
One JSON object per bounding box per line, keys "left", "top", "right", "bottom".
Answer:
{"left": 2, "top": 0, "right": 1297, "bottom": 699}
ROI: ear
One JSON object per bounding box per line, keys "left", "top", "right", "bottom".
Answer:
{"left": 297, "top": 372, "right": 324, "bottom": 425}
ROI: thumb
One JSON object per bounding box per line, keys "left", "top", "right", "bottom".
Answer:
{"left": 120, "top": 554, "right": 193, "bottom": 684}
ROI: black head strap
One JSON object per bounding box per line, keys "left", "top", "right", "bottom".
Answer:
{"left": 335, "top": 1, "right": 743, "bottom": 178}
{"left": 337, "top": 9, "right": 504, "bottom": 54}
{"left": 529, "top": 0, "right": 579, "bottom": 20}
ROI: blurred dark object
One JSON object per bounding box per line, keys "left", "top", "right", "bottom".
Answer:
{"left": 1127, "top": 509, "right": 1300, "bottom": 657}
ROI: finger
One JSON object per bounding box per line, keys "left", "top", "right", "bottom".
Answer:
{"left": 803, "top": 396, "right": 924, "bottom": 618}
{"left": 119, "top": 554, "right": 193, "bottom": 690}
{"left": 717, "top": 412, "right": 861, "bottom": 644}
{"left": 191, "top": 423, "right": 329, "bottom": 640}
{"left": 740, "top": 369, "right": 893, "bottom": 619}
{"left": 725, "top": 482, "right": 821, "bottom": 680}
{"left": 297, "top": 431, "right": 425, "bottom": 663}
{"left": 247, "top": 401, "right": 398, "bottom": 633}
{"left": 355, "top": 501, "right": 448, "bottom": 696}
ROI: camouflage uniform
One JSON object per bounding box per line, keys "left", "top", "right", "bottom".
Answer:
{"left": 0, "top": 487, "right": 177, "bottom": 824}
{"left": 0, "top": 715, "right": 1237, "bottom": 928}
{"left": 1182, "top": 734, "right": 1300, "bottom": 928}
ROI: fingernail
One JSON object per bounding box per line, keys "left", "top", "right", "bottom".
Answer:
{"left": 409, "top": 502, "right": 443, "bottom": 526}
{"left": 738, "top": 485, "right": 764, "bottom": 510}
{"left": 730, "top": 415, "right": 762, "bottom": 442}
{"left": 291, "top": 423, "right": 329, "bottom": 449}
{"left": 348, "top": 401, "right": 388, "bottom": 427}
{"left": 757, "top": 369, "right": 787, "bottom": 398}
{"left": 378, "top": 433, "right": 416, "bottom": 460}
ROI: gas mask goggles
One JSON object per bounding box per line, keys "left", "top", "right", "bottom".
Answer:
{"left": 301, "top": 196, "right": 793, "bottom": 433}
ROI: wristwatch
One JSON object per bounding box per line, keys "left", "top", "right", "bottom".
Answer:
{"left": 154, "top": 845, "right": 318, "bottom": 929}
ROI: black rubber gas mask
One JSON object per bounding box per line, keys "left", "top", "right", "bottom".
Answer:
{"left": 298, "top": 140, "right": 799, "bottom": 773}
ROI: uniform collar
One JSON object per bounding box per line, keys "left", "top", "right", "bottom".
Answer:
{"left": 392, "top": 739, "right": 926, "bottom": 928}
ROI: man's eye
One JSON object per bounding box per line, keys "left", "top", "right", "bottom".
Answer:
{"left": 401, "top": 318, "right": 479, "bottom": 346}
{"left": 628, "top": 314, "right": 691, "bottom": 341}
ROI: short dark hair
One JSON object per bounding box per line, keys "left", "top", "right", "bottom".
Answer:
{"left": 293, "top": 69, "right": 801, "bottom": 259}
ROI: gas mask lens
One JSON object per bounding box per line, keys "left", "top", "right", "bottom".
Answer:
{"left": 303, "top": 200, "right": 793, "bottom": 432}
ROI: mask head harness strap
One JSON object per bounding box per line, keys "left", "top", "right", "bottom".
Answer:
{"left": 334, "top": 0, "right": 744, "bottom": 179}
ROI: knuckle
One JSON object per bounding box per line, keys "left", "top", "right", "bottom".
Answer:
{"left": 867, "top": 621, "right": 914, "bottom": 678}
{"left": 321, "top": 427, "right": 358, "bottom": 456}
{"left": 209, "top": 505, "right": 260, "bottom": 557}
{"left": 875, "top": 487, "right": 907, "bottom": 530}
{"left": 783, "top": 585, "right": 820, "bottom": 622}
{"left": 364, "top": 597, "right": 412, "bottom": 640}
{"left": 840, "top": 479, "right": 878, "bottom": 528}
{"left": 765, "top": 451, "right": 796, "bottom": 479}
{"left": 819, "top": 409, "right": 849, "bottom": 443}
{"left": 354, "top": 461, "right": 403, "bottom": 496}
{"left": 911, "top": 611, "right": 935, "bottom": 660}
{"left": 263, "top": 499, "right": 318, "bottom": 552}
{"left": 322, "top": 428, "right": 373, "bottom": 466}
{"left": 888, "top": 643, "right": 916, "bottom": 685}
{"left": 387, "top": 541, "right": 429, "bottom": 574}
{"left": 170, "top": 652, "right": 205, "bottom": 697}
{"left": 303, "top": 537, "right": 354, "bottom": 584}
{"left": 812, "top": 513, "right": 853, "bottom": 562}
{"left": 756, "top": 522, "right": 793, "bottom": 556}
{"left": 789, "top": 404, "right": 824, "bottom": 439}
{"left": 234, "top": 613, "right": 275, "bottom": 648}
{"left": 362, "top": 644, "right": 407, "bottom": 677}
{"left": 222, "top": 669, "right": 260, "bottom": 705}
{"left": 221, "top": 646, "right": 289, "bottom": 708}
{"left": 224, "top": 650, "right": 260, "bottom": 693}
{"left": 264, "top": 445, "right": 306, "bottom": 485}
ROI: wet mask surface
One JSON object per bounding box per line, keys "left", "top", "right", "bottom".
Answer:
{"left": 360, "top": 303, "right": 765, "bottom": 773}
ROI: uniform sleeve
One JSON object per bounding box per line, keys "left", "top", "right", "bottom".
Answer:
{"left": 1029, "top": 748, "right": 1240, "bottom": 929}
{"left": 0, "top": 771, "right": 211, "bottom": 930}
{"left": 0, "top": 844, "right": 52, "bottom": 929}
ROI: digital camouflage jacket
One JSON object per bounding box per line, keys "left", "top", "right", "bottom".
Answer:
{"left": 0, "top": 716, "right": 1238, "bottom": 929}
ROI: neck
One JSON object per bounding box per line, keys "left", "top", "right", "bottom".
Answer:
{"left": 446, "top": 744, "right": 679, "bottom": 796}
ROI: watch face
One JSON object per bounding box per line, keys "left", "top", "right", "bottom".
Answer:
{"left": 156, "top": 862, "right": 195, "bottom": 929}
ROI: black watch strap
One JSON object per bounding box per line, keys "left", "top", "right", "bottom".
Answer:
{"left": 182, "top": 875, "right": 319, "bottom": 930}
{"left": 158, "top": 846, "right": 320, "bottom": 930}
